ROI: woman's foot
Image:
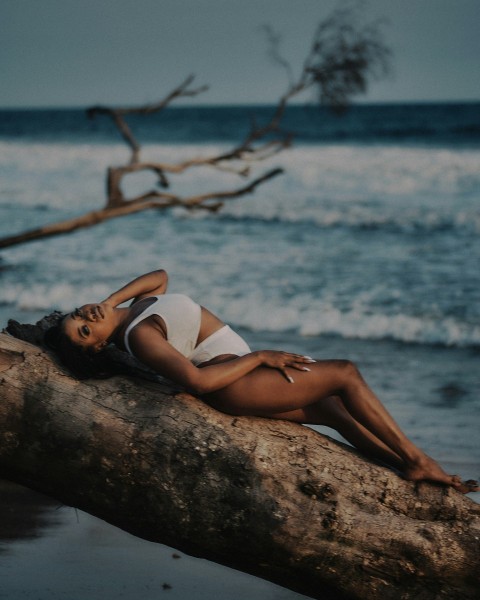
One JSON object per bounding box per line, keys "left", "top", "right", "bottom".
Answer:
{"left": 402, "top": 455, "right": 479, "bottom": 493}
{"left": 453, "top": 479, "right": 479, "bottom": 494}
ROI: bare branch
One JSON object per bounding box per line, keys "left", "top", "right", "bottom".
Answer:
{"left": 0, "top": 5, "right": 392, "bottom": 251}
{"left": 98, "top": 7, "right": 391, "bottom": 206}
{"left": 0, "top": 169, "right": 284, "bottom": 250}
{"left": 262, "top": 5, "right": 391, "bottom": 115}
{"left": 180, "top": 167, "right": 284, "bottom": 208}
{"left": 87, "top": 75, "right": 209, "bottom": 165}
{"left": 260, "top": 24, "right": 295, "bottom": 86}
{"left": 103, "top": 74, "right": 209, "bottom": 116}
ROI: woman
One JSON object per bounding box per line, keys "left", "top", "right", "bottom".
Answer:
{"left": 48, "top": 269, "right": 478, "bottom": 494}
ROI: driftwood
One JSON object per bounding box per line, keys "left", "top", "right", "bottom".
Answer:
{"left": 0, "top": 319, "right": 479, "bottom": 600}
{"left": 0, "top": 6, "right": 392, "bottom": 251}
{"left": 0, "top": 168, "right": 282, "bottom": 250}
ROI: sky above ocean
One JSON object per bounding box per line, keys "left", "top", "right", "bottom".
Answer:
{"left": 1, "top": 0, "right": 479, "bottom": 108}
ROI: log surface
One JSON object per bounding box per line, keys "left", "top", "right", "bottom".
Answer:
{"left": 0, "top": 331, "right": 479, "bottom": 600}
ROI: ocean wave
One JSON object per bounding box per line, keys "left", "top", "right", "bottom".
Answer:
{"left": 11, "top": 287, "right": 479, "bottom": 350}
{"left": 226, "top": 303, "right": 480, "bottom": 349}
{"left": 0, "top": 282, "right": 111, "bottom": 313}
{"left": 215, "top": 206, "right": 480, "bottom": 235}
{"left": 298, "top": 307, "right": 480, "bottom": 348}
{"left": 1, "top": 282, "right": 479, "bottom": 349}
{"left": 2, "top": 141, "right": 479, "bottom": 219}
{"left": 1, "top": 134, "right": 478, "bottom": 353}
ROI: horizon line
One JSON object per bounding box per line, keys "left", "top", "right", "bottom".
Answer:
{"left": 1, "top": 98, "right": 479, "bottom": 111}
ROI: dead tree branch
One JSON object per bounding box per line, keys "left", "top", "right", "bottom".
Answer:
{"left": 0, "top": 6, "right": 392, "bottom": 251}
{"left": 87, "top": 74, "right": 209, "bottom": 165}
{"left": 0, "top": 169, "right": 283, "bottom": 249}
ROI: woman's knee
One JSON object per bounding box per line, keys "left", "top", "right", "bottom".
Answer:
{"left": 325, "top": 359, "right": 363, "bottom": 393}
{"left": 328, "top": 359, "right": 361, "bottom": 380}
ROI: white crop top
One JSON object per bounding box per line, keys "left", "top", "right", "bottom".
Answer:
{"left": 124, "top": 294, "right": 202, "bottom": 358}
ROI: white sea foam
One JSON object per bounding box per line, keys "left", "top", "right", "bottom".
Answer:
{"left": 298, "top": 306, "right": 480, "bottom": 347}
{"left": 217, "top": 145, "right": 480, "bottom": 233}
{"left": 0, "top": 141, "right": 129, "bottom": 209}
{"left": 214, "top": 296, "right": 480, "bottom": 348}
{"left": 2, "top": 282, "right": 478, "bottom": 348}
{"left": 1, "top": 139, "right": 479, "bottom": 349}
{"left": 2, "top": 141, "right": 479, "bottom": 218}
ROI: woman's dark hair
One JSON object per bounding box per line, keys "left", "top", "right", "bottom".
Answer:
{"left": 43, "top": 316, "right": 154, "bottom": 382}
{"left": 44, "top": 321, "right": 114, "bottom": 380}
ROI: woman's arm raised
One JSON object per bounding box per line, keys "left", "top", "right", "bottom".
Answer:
{"left": 102, "top": 270, "right": 168, "bottom": 307}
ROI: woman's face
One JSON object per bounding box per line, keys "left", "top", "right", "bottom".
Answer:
{"left": 62, "top": 302, "right": 115, "bottom": 352}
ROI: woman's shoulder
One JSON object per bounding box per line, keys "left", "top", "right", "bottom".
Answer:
{"left": 120, "top": 297, "right": 162, "bottom": 350}
{"left": 129, "top": 314, "right": 166, "bottom": 337}
{"left": 125, "top": 311, "right": 166, "bottom": 350}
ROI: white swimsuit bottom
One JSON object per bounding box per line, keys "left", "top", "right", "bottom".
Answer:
{"left": 189, "top": 325, "right": 251, "bottom": 366}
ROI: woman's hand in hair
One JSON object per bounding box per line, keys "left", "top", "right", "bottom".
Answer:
{"left": 101, "top": 269, "right": 168, "bottom": 307}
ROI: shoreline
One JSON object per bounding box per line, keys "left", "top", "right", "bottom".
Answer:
{"left": 0, "top": 480, "right": 309, "bottom": 600}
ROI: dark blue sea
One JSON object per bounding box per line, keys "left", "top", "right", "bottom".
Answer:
{"left": 0, "top": 102, "right": 479, "bottom": 599}
{"left": 1, "top": 103, "right": 480, "bottom": 145}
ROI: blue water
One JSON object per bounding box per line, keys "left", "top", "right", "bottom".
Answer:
{"left": 1, "top": 103, "right": 479, "bottom": 347}
{"left": 0, "top": 103, "right": 479, "bottom": 599}
{"left": 1, "top": 103, "right": 480, "bottom": 145}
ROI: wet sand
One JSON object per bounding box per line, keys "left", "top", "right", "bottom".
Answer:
{"left": 0, "top": 480, "right": 307, "bottom": 600}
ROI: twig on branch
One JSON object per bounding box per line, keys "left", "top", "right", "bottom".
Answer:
{"left": 180, "top": 167, "right": 284, "bottom": 209}
{"left": 260, "top": 24, "right": 295, "bottom": 86}
{"left": 87, "top": 74, "right": 209, "bottom": 165}
{"left": 303, "top": 7, "right": 392, "bottom": 112}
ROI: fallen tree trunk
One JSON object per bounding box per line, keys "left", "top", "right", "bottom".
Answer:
{"left": 0, "top": 331, "right": 479, "bottom": 600}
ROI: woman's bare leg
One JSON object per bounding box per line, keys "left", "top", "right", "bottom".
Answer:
{"left": 313, "top": 362, "right": 478, "bottom": 490}
{"left": 206, "top": 359, "right": 478, "bottom": 492}
{"left": 270, "top": 395, "right": 405, "bottom": 472}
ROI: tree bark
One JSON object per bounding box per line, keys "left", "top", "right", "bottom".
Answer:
{"left": 0, "top": 331, "right": 478, "bottom": 600}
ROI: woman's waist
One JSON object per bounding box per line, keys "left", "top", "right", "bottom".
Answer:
{"left": 190, "top": 324, "right": 251, "bottom": 366}
{"left": 196, "top": 306, "right": 227, "bottom": 345}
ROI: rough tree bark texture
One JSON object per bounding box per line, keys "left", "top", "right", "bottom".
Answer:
{"left": 0, "top": 331, "right": 479, "bottom": 600}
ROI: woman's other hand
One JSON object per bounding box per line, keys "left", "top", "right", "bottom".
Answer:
{"left": 255, "top": 350, "right": 316, "bottom": 383}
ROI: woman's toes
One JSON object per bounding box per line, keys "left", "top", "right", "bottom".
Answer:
{"left": 454, "top": 479, "right": 479, "bottom": 494}
{"left": 464, "top": 479, "right": 479, "bottom": 491}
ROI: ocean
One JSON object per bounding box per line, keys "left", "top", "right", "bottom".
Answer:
{"left": 0, "top": 103, "right": 479, "bottom": 599}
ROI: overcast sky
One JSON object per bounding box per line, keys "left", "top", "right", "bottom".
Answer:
{"left": 1, "top": 0, "right": 479, "bottom": 108}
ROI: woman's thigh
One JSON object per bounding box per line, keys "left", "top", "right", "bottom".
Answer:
{"left": 204, "top": 360, "right": 351, "bottom": 417}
